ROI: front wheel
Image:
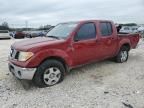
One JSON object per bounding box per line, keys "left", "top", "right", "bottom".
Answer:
{"left": 33, "top": 59, "right": 65, "bottom": 87}
{"left": 115, "top": 46, "right": 129, "bottom": 63}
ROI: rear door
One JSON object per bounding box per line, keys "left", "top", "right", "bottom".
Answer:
{"left": 72, "top": 22, "right": 102, "bottom": 65}
{"left": 99, "top": 22, "right": 117, "bottom": 57}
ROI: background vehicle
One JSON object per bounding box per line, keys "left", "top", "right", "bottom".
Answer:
{"left": 8, "top": 20, "right": 140, "bottom": 87}
{"left": 0, "top": 30, "right": 11, "bottom": 39}
{"left": 14, "top": 31, "right": 25, "bottom": 39}
{"left": 120, "top": 26, "right": 138, "bottom": 33}
{"left": 25, "top": 31, "right": 46, "bottom": 38}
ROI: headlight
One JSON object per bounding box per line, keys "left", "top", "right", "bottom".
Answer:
{"left": 18, "top": 51, "right": 34, "bottom": 61}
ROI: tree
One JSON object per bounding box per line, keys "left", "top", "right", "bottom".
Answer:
{"left": 119, "top": 23, "right": 137, "bottom": 26}
{"left": 0, "top": 22, "right": 9, "bottom": 30}
{"left": 1, "top": 22, "right": 9, "bottom": 28}
{"left": 38, "top": 24, "right": 52, "bottom": 30}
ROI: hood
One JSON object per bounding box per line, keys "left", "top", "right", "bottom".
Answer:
{"left": 12, "top": 37, "right": 65, "bottom": 51}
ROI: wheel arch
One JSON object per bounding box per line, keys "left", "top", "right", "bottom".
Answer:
{"left": 115, "top": 42, "right": 131, "bottom": 57}
{"left": 39, "top": 56, "right": 70, "bottom": 73}
{"left": 121, "top": 43, "right": 131, "bottom": 51}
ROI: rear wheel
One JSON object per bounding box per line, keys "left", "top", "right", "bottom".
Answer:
{"left": 33, "top": 59, "right": 65, "bottom": 87}
{"left": 115, "top": 46, "right": 129, "bottom": 63}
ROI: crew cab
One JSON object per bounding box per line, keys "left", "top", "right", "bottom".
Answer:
{"left": 8, "top": 20, "right": 140, "bottom": 87}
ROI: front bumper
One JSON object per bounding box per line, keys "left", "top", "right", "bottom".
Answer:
{"left": 8, "top": 62, "right": 36, "bottom": 80}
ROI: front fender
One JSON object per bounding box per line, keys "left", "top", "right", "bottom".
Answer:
{"left": 26, "top": 49, "right": 73, "bottom": 67}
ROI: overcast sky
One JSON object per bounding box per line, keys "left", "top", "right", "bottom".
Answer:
{"left": 0, "top": 0, "right": 144, "bottom": 27}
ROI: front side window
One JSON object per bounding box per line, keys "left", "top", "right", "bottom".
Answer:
{"left": 100, "top": 22, "right": 113, "bottom": 36}
{"left": 46, "top": 22, "right": 78, "bottom": 39}
{"left": 75, "top": 23, "right": 96, "bottom": 41}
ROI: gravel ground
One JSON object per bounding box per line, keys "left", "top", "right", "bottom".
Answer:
{"left": 0, "top": 38, "right": 144, "bottom": 108}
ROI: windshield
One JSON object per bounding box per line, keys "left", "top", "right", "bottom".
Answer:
{"left": 46, "top": 22, "right": 78, "bottom": 39}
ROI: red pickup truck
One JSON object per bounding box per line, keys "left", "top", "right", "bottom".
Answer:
{"left": 9, "top": 20, "right": 140, "bottom": 87}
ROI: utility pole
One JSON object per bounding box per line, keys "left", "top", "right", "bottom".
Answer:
{"left": 25, "top": 20, "right": 28, "bottom": 32}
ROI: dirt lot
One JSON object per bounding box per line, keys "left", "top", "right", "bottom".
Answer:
{"left": 0, "top": 39, "right": 144, "bottom": 108}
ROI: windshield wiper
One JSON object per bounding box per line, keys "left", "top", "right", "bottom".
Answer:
{"left": 47, "top": 35, "right": 60, "bottom": 39}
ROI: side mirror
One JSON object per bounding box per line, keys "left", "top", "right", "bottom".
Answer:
{"left": 74, "top": 34, "right": 80, "bottom": 42}
{"left": 74, "top": 37, "right": 79, "bottom": 42}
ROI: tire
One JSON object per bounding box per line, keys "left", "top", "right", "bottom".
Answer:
{"left": 115, "top": 46, "right": 129, "bottom": 63}
{"left": 33, "top": 59, "right": 65, "bottom": 87}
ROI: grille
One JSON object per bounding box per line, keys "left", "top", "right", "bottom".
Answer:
{"left": 10, "top": 48, "right": 19, "bottom": 59}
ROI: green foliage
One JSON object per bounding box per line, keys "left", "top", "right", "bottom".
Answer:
{"left": 119, "top": 23, "right": 137, "bottom": 26}
{"left": 0, "top": 22, "right": 9, "bottom": 30}
{"left": 38, "top": 25, "right": 53, "bottom": 30}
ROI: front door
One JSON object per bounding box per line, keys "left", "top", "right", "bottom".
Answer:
{"left": 72, "top": 22, "right": 102, "bottom": 65}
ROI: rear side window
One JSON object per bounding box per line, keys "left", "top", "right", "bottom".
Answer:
{"left": 100, "top": 22, "right": 113, "bottom": 36}
{"left": 75, "top": 23, "right": 96, "bottom": 41}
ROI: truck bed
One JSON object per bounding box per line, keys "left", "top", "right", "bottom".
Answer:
{"left": 118, "top": 33, "right": 140, "bottom": 49}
